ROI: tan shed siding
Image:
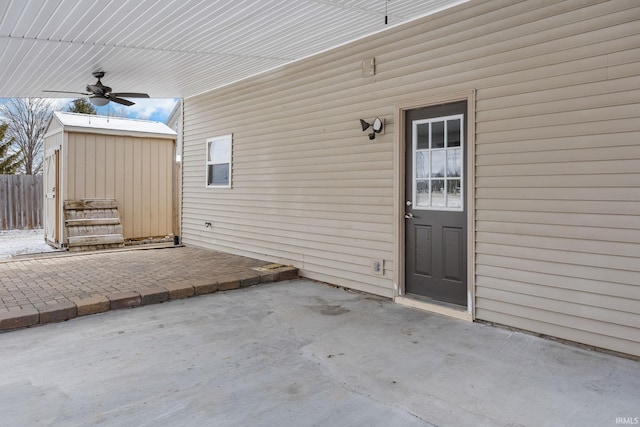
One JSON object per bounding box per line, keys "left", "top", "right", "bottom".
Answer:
{"left": 182, "top": 0, "right": 640, "bottom": 354}
{"left": 65, "top": 133, "right": 174, "bottom": 241}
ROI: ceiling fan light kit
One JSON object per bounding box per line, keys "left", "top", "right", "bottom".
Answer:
{"left": 43, "top": 71, "right": 150, "bottom": 107}
{"left": 89, "top": 96, "right": 110, "bottom": 106}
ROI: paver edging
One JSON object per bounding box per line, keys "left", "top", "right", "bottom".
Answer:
{"left": 139, "top": 287, "right": 170, "bottom": 305}
{"left": 192, "top": 279, "right": 219, "bottom": 296}
{"left": 163, "top": 282, "right": 195, "bottom": 300}
{"left": 215, "top": 275, "right": 241, "bottom": 291}
{"left": 71, "top": 295, "right": 110, "bottom": 316}
{"left": 36, "top": 300, "right": 77, "bottom": 324}
{"left": 107, "top": 291, "right": 142, "bottom": 310}
{"left": 252, "top": 265, "right": 299, "bottom": 283}
{"left": 0, "top": 306, "right": 39, "bottom": 331}
{"left": 237, "top": 270, "right": 261, "bottom": 288}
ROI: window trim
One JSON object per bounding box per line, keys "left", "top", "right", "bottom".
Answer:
{"left": 205, "top": 134, "right": 232, "bottom": 189}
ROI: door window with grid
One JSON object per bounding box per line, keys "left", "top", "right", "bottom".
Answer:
{"left": 413, "top": 115, "right": 463, "bottom": 210}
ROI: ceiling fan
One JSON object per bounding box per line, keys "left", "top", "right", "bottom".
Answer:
{"left": 43, "top": 71, "right": 150, "bottom": 106}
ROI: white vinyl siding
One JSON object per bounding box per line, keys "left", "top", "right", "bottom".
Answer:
{"left": 182, "top": 0, "right": 640, "bottom": 356}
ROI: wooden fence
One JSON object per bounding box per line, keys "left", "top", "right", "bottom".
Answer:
{"left": 0, "top": 174, "right": 43, "bottom": 230}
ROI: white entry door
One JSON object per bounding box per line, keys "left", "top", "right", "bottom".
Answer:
{"left": 44, "top": 150, "right": 59, "bottom": 244}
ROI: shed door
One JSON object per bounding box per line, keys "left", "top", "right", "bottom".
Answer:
{"left": 45, "top": 149, "right": 59, "bottom": 243}
{"left": 404, "top": 102, "right": 467, "bottom": 306}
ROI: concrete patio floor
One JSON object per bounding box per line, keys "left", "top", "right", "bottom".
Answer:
{"left": 0, "top": 279, "right": 637, "bottom": 427}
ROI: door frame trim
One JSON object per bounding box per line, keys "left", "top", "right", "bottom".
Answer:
{"left": 54, "top": 149, "right": 60, "bottom": 243}
{"left": 393, "top": 89, "right": 476, "bottom": 320}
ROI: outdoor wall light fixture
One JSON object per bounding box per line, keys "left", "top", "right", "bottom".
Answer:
{"left": 360, "top": 117, "right": 384, "bottom": 140}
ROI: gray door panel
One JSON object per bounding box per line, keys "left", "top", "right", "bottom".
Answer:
{"left": 405, "top": 101, "right": 467, "bottom": 306}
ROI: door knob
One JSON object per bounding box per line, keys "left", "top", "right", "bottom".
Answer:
{"left": 404, "top": 213, "right": 414, "bottom": 219}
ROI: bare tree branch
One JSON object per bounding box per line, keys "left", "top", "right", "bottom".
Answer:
{"left": 0, "top": 98, "right": 54, "bottom": 175}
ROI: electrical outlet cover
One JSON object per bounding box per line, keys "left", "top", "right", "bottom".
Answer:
{"left": 371, "top": 258, "right": 384, "bottom": 275}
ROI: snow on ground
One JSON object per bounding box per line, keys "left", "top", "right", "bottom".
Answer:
{"left": 0, "top": 229, "right": 58, "bottom": 260}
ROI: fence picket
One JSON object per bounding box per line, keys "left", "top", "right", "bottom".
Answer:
{"left": 0, "top": 175, "right": 43, "bottom": 230}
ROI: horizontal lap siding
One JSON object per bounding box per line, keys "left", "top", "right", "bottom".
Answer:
{"left": 181, "top": 0, "right": 516, "bottom": 296}
{"left": 470, "top": 1, "right": 640, "bottom": 356}
{"left": 182, "top": 0, "right": 640, "bottom": 354}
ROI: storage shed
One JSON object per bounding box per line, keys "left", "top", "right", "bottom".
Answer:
{"left": 180, "top": 0, "right": 640, "bottom": 357}
{"left": 43, "top": 112, "right": 177, "bottom": 250}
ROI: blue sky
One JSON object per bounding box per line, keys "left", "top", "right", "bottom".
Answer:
{"left": 0, "top": 97, "right": 179, "bottom": 123}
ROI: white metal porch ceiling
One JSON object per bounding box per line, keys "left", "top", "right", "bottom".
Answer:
{"left": 0, "top": 0, "right": 467, "bottom": 100}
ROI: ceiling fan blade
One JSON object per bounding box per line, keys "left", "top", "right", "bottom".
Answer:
{"left": 86, "top": 84, "right": 106, "bottom": 96}
{"left": 111, "top": 92, "right": 150, "bottom": 98}
{"left": 43, "top": 73, "right": 148, "bottom": 107}
{"left": 42, "top": 90, "right": 90, "bottom": 95}
{"left": 109, "top": 97, "right": 135, "bottom": 106}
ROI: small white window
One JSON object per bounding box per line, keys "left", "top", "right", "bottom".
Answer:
{"left": 206, "top": 134, "right": 232, "bottom": 188}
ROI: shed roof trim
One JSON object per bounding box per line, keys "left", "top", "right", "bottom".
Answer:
{"left": 52, "top": 112, "right": 177, "bottom": 137}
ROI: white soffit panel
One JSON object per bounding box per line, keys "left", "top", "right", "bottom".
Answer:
{"left": 0, "top": 0, "right": 468, "bottom": 99}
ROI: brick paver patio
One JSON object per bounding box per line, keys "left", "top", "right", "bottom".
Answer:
{"left": 0, "top": 246, "right": 297, "bottom": 331}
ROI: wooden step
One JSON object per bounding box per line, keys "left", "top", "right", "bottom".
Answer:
{"left": 64, "top": 199, "right": 125, "bottom": 252}
{"left": 67, "top": 234, "right": 125, "bottom": 247}
{"left": 67, "top": 224, "right": 123, "bottom": 237}
{"left": 64, "top": 199, "right": 118, "bottom": 210}
{"left": 65, "top": 218, "right": 121, "bottom": 227}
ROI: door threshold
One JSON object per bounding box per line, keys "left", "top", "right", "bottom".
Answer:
{"left": 395, "top": 294, "right": 472, "bottom": 322}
